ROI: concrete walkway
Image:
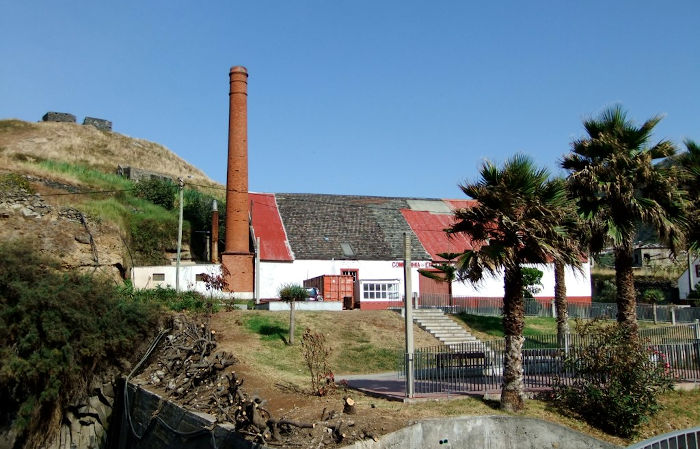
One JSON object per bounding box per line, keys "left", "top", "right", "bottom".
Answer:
{"left": 337, "top": 372, "right": 492, "bottom": 402}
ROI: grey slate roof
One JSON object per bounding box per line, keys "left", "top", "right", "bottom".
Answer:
{"left": 274, "top": 193, "right": 433, "bottom": 261}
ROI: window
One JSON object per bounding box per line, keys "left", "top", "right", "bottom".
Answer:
{"left": 153, "top": 273, "right": 165, "bottom": 281}
{"left": 340, "top": 243, "right": 355, "bottom": 257}
{"left": 361, "top": 281, "right": 400, "bottom": 300}
{"left": 196, "top": 273, "right": 205, "bottom": 282}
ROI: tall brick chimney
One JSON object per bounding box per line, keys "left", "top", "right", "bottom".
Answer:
{"left": 221, "top": 66, "right": 254, "bottom": 297}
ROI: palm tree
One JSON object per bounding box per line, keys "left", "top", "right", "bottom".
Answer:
{"left": 552, "top": 179, "right": 589, "bottom": 349}
{"left": 674, "top": 139, "right": 700, "bottom": 296}
{"left": 448, "top": 154, "right": 581, "bottom": 412}
{"left": 679, "top": 139, "right": 700, "bottom": 250}
{"left": 562, "top": 106, "right": 686, "bottom": 335}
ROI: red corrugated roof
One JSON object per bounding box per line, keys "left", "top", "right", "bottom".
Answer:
{"left": 444, "top": 199, "right": 479, "bottom": 211}
{"left": 250, "top": 193, "right": 294, "bottom": 262}
{"left": 401, "top": 207, "right": 476, "bottom": 262}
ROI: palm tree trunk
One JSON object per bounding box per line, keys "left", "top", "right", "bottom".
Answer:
{"left": 554, "top": 260, "right": 569, "bottom": 349}
{"left": 448, "top": 279, "right": 453, "bottom": 309}
{"left": 289, "top": 299, "right": 296, "bottom": 345}
{"left": 614, "top": 243, "right": 638, "bottom": 336}
{"left": 501, "top": 266, "right": 525, "bottom": 412}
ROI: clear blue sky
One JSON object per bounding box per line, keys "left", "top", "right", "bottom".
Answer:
{"left": 2, "top": 1, "right": 698, "bottom": 198}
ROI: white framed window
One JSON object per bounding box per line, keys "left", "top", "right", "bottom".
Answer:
{"left": 361, "top": 280, "right": 400, "bottom": 301}
{"left": 153, "top": 273, "right": 165, "bottom": 281}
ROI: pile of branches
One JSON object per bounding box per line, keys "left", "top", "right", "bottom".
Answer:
{"left": 140, "top": 317, "right": 325, "bottom": 445}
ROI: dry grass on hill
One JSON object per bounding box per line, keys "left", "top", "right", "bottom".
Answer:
{"left": 0, "top": 119, "right": 221, "bottom": 190}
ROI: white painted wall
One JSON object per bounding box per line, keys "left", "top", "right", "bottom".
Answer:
{"left": 450, "top": 262, "right": 592, "bottom": 299}
{"left": 131, "top": 260, "right": 592, "bottom": 302}
{"left": 678, "top": 256, "right": 700, "bottom": 300}
{"left": 258, "top": 259, "right": 427, "bottom": 299}
{"left": 130, "top": 264, "right": 237, "bottom": 299}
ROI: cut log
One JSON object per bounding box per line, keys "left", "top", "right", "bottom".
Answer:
{"left": 343, "top": 397, "right": 356, "bottom": 415}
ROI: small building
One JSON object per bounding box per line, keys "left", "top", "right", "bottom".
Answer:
{"left": 132, "top": 192, "right": 592, "bottom": 308}
{"left": 633, "top": 243, "right": 675, "bottom": 267}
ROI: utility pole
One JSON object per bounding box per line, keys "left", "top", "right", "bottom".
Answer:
{"left": 176, "top": 177, "right": 184, "bottom": 293}
{"left": 403, "top": 232, "right": 415, "bottom": 398}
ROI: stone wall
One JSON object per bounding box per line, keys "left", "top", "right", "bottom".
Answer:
{"left": 83, "top": 117, "right": 112, "bottom": 131}
{"left": 115, "top": 165, "right": 174, "bottom": 183}
{"left": 41, "top": 112, "right": 112, "bottom": 131}
{"left": 42, "top": 112, "right": 76, "bottom": 123}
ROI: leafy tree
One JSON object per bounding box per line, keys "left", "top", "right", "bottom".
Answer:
{"left": 520, "top": 267, "right": 543, "bottom": 298}
{"left": 447, "top": 154, "right": 581, "bottom": 412}
{"left": 562, "top": 106, "right": 686, "bottom": 335}
{"left": 278, "top": 284, "right": 308, "bottom": 345}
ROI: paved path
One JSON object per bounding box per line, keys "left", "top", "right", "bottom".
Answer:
{"left": 337, "top": 372, "right": 488, "bottom": 402}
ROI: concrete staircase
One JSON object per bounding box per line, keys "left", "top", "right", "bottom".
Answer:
{"left": 411, "top": 308, "right": 481, "bottom": 348}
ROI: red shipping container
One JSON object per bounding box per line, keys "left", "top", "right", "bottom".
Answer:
{"left": 303, "top": 275, "right": 354, "bottom": 303}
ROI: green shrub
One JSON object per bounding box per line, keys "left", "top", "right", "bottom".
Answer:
{"left": 117, "top": 282, "right": 216, "bottom": 312}
{"left": 0, "top": 173, "right": 33, "bottom": 193}
{"left": 0, "top": 241, "right": 162, "bottom": 443}
{"left": 182, "top": 188, "right": 219, "bottom": 260}
{"left": 552, "top": 321, "right": 674, "bottom": 437}
{"left": 641, "top": 288, "right": 666, "bottom": 304}
{"left": 279, "top": 284, "right": 309, "bottom": 302}
{"left": 133, "top": 177, "right": 177, "bottom": 210}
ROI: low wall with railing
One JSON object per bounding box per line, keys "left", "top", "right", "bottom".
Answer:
{"left": 416, "top": 293, "right": 700, "bottom": 324}
{"left": 399, "top": 323, "right": 700, "bottom": 394}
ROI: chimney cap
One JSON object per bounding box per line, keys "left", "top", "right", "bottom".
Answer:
{"left": 230, "top": 66, "right": 248, "bottom": 75}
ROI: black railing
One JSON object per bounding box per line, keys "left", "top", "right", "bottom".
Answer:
{"left": 399, "top": 324, "right": 700, "bottom": 395}
{"left": 416, "top": 293, "right": 700, "bottom": 324}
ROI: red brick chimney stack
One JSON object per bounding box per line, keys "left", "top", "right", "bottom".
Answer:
{"left": 221, "top": 66, "right": 253, "bottom": 296}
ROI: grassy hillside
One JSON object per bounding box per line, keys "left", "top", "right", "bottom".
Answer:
{"left": 0, "top": 119, "right": 220, "bottom": 189}
{"left": 0, "top": 119, "right": 226, "bottom": 266}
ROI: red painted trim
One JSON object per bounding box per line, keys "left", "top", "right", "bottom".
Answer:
{"left": 359, "top": 301, "right": 405, "bottom": 310}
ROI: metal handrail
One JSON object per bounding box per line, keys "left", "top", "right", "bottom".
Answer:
{"left": 627, "top": 426, "right": 700, "bottom": 449}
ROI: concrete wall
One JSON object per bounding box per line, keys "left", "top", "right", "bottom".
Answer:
{"left": 257, "top": 301, "right": 343, "bottom": 311}
{"left": 343, "top": 415, "right": 619, "bottom": 449}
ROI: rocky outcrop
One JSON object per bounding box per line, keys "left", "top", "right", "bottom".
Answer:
{"left": 44, "top": 379, "right": 118, "bottom": 449}
{"left": 0, "top": 185, "right": 127, "bottom": 280}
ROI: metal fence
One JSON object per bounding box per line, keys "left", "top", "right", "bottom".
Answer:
{"left": 627, "top": 426, "right": 700, "bottom": 449}
{"left": 399, "top": 323, "right": 700, "bottom": 395}
{"left": 417, "top": 293, "right": 700, "bottom": 324}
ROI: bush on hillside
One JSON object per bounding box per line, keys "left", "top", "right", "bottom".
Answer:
{"left": 0, "top": 241, "right": 162, "bottom": 446}
{"left": 118, "top": 282, "right": 216, "bottom": 312}
{"left": 133, "top": 177, "right": 178, "bottom": 210}
{"left": 129, "top": 214, "right": 185, "bottom": 265}
{"left": 182, "top": 188, "right": 219, "bottom": 260}
{"left": 552, "top": 320, "right": 674, "bottom": 437}
{"left": 0, "top": 173, "right": 34, "bottom": 193}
